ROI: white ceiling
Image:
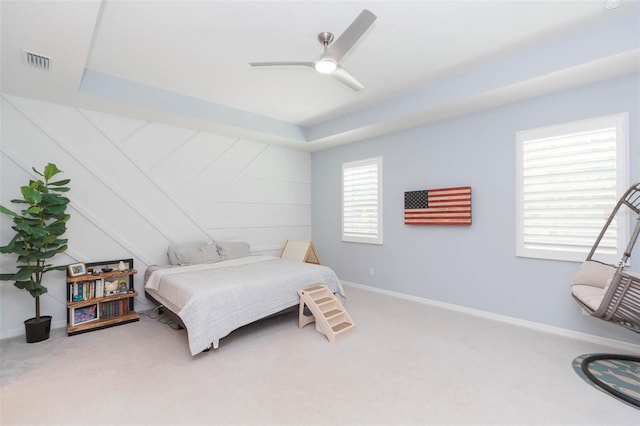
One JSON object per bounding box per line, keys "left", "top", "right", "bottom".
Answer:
{"left": 1, "top": 1, "right": 639, "bottom": 151}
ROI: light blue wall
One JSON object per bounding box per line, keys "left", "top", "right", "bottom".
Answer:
{"left": 311, "top": 73, "right": 640, "bottom": 344}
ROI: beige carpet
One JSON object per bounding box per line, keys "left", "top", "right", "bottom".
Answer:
{"left": 1, "top": 285, "right": 638, "bottom": 425}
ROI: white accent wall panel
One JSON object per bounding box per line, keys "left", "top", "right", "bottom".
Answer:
{"left": 0, "top": 95, "right": 311, "bottom": 339}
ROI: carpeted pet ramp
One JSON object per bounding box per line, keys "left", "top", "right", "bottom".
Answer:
{"left": 298, "top": 285, "right": 355, "bottom": 342}
{"left": 573, "top": 353, "right": 640, "bottom": 409}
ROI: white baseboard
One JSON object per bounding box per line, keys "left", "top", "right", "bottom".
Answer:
{"left": 342, "top": 281, "right": 640, "bottom": 353}
{"left": 4, "top": 281, "right": 636, "bottom": 352}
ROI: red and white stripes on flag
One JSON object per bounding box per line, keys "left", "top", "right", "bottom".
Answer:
{"left": 404, "top": 186, "right": 472, "bottom": 225}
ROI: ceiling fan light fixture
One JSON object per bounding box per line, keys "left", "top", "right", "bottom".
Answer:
{"left": 315, "top": 59, "right": 337, "bottom": 74}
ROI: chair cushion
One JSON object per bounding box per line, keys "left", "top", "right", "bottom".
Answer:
{"left": 572, "top": 284, "right": 606, "bottom": 312}
{"left": 571, "top": 260, "right": 616, "bottom": 289}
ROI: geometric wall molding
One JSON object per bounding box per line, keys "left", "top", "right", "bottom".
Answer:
{"left": 0, "top": 94, "right": 311, "bottom": 338}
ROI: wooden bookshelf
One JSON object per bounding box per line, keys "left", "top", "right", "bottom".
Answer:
{"left": 66, "top": 258, "right": 139, "bottom": 336}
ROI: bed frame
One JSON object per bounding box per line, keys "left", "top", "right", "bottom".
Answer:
{"left": 145, "top": 290, "right": 186, "bottom": 329}
{"left": 144, "top": 289, "right": 299, "bottom": 350}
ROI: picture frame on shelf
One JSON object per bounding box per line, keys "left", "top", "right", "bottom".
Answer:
{"left": 71, "top": 304, "right": 98, "bottom": 326}
{"left": 68, "top": 262, "right": 87, "bottom": 277}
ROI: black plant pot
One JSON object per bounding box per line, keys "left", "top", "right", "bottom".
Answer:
{"left": 24, "top": 316, "right": 52, "bottom": 343}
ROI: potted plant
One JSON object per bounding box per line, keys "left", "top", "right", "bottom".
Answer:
{"left": 0, "top": 163, "right": 70, "bottom": 342}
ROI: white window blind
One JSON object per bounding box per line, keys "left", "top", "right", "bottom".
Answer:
{"left": 342, "top": 157, "right": 383, "bottom": 244}
{"left": 516, "top": 113, "right": 628, "bottom": 263}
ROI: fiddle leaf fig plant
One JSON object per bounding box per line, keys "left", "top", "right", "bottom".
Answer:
{"left": 0, "top": 163, "right": 71, "bottom": 321}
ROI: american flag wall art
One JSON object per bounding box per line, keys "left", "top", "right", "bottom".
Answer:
{"left": 404, "top": 186, "right": 472, "bottom": 225}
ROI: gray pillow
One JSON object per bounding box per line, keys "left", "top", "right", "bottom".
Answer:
{"left": 167, "top": 241, "right": 221, "bottom": 266}
{"left": 217, "top": 241, "right": 251, "bottom": 260}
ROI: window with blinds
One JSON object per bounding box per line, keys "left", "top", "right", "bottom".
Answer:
{"left": 516, "top": 113, "right": 628, "bottom": 263}
{"left": 342, "top": 157, "right": 383, "bottom": 244}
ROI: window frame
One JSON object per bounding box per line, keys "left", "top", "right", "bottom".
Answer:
{"left": 515, "top": 113, "right": 629, "bottom": 263}
{"left": 342, "top": 156, "right": 383, "bottom": 245}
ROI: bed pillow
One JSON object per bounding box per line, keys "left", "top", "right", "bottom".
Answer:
{"left": 217, "top": 241, "right": 251, "bottom": 260}
{"left": 168, "top": 241, "right": 221, "bottom": 266}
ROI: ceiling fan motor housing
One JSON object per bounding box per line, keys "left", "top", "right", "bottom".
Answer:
{"left": 318, "top": 32, "right": 334, "bottom": 46}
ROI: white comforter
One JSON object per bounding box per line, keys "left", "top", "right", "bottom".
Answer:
{"left": 145, "top": 255, "right": 345, "bottom": 355}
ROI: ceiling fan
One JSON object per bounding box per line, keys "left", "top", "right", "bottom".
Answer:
{"left": 249, "top": 9, "right": 377, "bottom": 92}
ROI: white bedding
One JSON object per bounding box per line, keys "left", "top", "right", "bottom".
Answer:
{"left": 145, "top": 255, "right": 345, "bottom": 355}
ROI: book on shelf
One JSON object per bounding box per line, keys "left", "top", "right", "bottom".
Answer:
{"left": 100, "top": 299, "right": 131, "bottom": 319}
{"left": 95, "top": 278, "right": 104, "bottom": 298}
{"left": 69, "top": 279, "right": 105, "bottom": 302}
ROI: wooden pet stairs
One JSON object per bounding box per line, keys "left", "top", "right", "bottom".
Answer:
{"left": 297, "top": 285, "right": 355, "bottom": 342}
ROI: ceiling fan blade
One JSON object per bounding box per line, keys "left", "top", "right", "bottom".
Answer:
{"left": 325, "top": 9, "right": 377, "bottom": 63}
{"left": 332, "top": 66, "right": 365, "bottom": 92}
{"left": 249, "top": 61, "right": 314, "bottom": 68}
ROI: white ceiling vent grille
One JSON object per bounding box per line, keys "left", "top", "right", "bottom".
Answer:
{"left": 23, "top": 50, "right": 50, "bottom": 71}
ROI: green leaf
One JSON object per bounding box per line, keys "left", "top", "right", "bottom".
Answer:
{"left": 16, "top": 268, "right": 35, "bottom": 280}
{"left": 17, "top": 223, "right": 49, "bottom": 239}
{"left": 0, "top": 268, "right": 33, "bottom": 281}
{"left": 49, "top": 186, "right": 70, "bottom": 193}
{"left": 15, "top": 280, "right": 48, "bottom": 298}
{"left": 21, "top": 186, "right": 43, "bottom": 204}
{"left": 43, "top": 163, "right": 62, "bottom": 181}
{"left": 49, "top": 179, "right": 70, "bottom": 186}
{"left": 14, "top": 280, "right": 34, "bottom": 290}
{"left": 32, "top": 166, "right": 44, "bottom": 177}
{"left": 15, "top": 222, "right": 31, "bottom": 234}
{"left": 47, "top": 226, "right": 67, "bottom": 238}
{"left": 18, "top": 217, "right": 40, "bottom": 228}
{"left": 0, "top": 271, "right": 31, "bottom": 281}
{"left": 0, "top": 234, "right": 21, "bottom": 253}
{"left": 41, "top": 193, "right": 67, "bottom": 205}
{"left": 42, "top": 234, "right": 58, "bottom": 244}
{"left": 29, "top": 287, "right": 48, "bottom": 298}
{"left": 33, "top": 180, "right": 47, "bottom": 192}
{"left": 17, "top": 253, "right": 45, "bottom": 264}
{"left": 43, "top": 205, "right": 67, "bottom": 216}
{"left": 43, "top": 264, "right": 67, "bottom": 273}
{"left": 39, "top": 248, "right": 64, "bottom": 259}
{"left": 0, "top": 205, "right": 18, "bottom": 218}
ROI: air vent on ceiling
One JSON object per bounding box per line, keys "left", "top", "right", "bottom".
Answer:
{"left": 23, "top": 50, "right": 50, "bottom": 71}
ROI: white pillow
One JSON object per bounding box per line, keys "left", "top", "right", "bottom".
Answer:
{"left": 167, "top": 241, "right": 221, "bottom": 266}
{"left": 217, "top": 241, "right": 251, "bottom": 260}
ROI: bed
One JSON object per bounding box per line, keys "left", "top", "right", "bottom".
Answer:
{"left": 144, "top": 241, "right": 345, "bottom": 355}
